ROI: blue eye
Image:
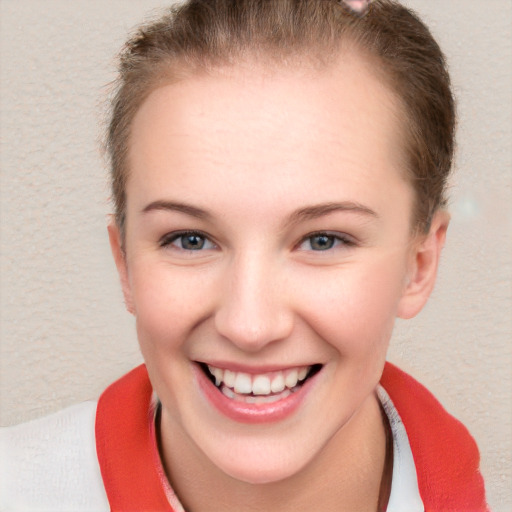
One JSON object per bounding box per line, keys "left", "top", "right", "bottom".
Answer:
{"left": 299, "top": 232, "right": 354, "bottom": 251}
{"left": 309, "top": 234, "right": 336, "bottom": 251}
{"left": 160, "top": 231, "right": 215, "bottom": 251}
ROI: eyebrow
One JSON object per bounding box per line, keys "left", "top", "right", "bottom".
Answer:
{"left": 142, "top": 199, "right": 377, "bottom": 224}
{"left": 286, "top": 201, "right": 378, "bottom": 226}
{"left": 142, "top": 200, "right": 212, "bottom": 220}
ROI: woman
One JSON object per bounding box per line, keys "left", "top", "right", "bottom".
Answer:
{"left": 0, "top": 1, "right": 489, "bottom": 510}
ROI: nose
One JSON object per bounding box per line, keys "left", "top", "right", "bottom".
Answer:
{"left": 214, "top": 252, "right": 294, "bottom": 352}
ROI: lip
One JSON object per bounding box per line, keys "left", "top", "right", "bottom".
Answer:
{"left": 197, "top": 360, "right": 311, "bottom": 374}
{"left": 194, "top": 362, "right": 320, "bottom": 424}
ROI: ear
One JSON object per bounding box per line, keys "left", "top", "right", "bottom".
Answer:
{"left": 107, "top": 220, "right": 135, "bottom": 315}
{"left": 397, "top": 210, "right": 450, "bottom": 319}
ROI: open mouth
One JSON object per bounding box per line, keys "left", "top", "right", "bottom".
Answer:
{"left": 198, "top": 362, "right": 322, "bottom": 405}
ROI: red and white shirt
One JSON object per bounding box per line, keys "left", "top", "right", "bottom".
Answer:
{"left": 0, "top": 363, "right": 488, "bottom": 511}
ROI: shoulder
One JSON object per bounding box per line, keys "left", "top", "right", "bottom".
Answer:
{"left": 0, "top": 401, "right": 109, "bottom": 511}
{"left": 380, "top": 362, "right": 488, "bottom": 511}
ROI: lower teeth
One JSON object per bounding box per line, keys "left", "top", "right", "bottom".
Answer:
{"left": 220, "top": 384, "right": 295, "bottom": 404}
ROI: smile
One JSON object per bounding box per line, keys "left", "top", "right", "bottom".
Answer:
{"left": 199, "top": 363, "right": 322, "bottom": 407}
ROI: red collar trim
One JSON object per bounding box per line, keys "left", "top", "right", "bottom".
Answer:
{"left": 95, "top": 365, "right": 174, "bottom": 511}
{"left": 96, "top": 363, "right": 487, "bottom": 511}
{"left": 381, "top": 362, "right": 488, "bottom": 512}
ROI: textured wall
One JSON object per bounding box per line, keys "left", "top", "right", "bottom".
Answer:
{"left": 0, "top": 0, "right": 510, "bottom": 509}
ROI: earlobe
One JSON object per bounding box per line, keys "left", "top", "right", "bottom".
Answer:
{"left": 397, "top": 211, "right": 450, "bottom": 319}
{"left": 107, "top": 220, "right": 135, "bottom": 315}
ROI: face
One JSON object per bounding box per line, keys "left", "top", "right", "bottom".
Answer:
{"left": 110, "top": 54, "right": 437, "bottom": 485}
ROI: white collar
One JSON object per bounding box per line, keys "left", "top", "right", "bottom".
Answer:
{"left": 377, "top": 385, "right": 424, "bottom": 512}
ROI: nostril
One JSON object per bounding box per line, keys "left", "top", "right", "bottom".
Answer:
{"left": 214, "top": 305, "right": 295, "bottom": 352}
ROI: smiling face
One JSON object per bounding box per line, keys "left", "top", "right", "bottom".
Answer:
{"left": 109, "top": 53, "right": 444, "bottom": 490}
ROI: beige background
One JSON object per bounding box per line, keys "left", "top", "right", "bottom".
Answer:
{"left": 0, "top": 0, "right": 510, "bottom": 509}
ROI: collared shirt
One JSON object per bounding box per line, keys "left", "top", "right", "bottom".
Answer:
{"left": 1, "top": 362, "right": 487, "bottom": 511}
{"left": 0, "top": 384, "right": 423, "bottom": 511}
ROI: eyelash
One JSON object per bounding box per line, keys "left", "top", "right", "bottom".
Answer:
{"left": 159, "top": 230, "right": 356, "bottom": 253}
{"left": 296, "top": 232, "right": 357, "bottom": 252}
{"left": 159, "top": 230, "right": 216, "bottom": 251}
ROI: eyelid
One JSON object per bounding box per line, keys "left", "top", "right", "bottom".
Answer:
{"left": 158, "top": 229, "right": 357, "bottom": 252}
{"left": 159, "top": 229, "right": 217, "bottom": 250}
{"left": 296, "top": 230, "right": 358, "bottom": 250}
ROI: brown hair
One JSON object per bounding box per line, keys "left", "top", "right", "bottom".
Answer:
{"left": 106, "top": 0, "right": 455, "bottom": 235}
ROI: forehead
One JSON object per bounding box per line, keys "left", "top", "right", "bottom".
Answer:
{"left": 127, "top": 53, "right": 409, "bottom": 217}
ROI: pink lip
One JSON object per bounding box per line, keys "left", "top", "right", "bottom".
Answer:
{"left": 194, "top": 363, "right": 319, "bottom": 424}
{"left": 198, "top": 360, "right": 310, "bottom": 374}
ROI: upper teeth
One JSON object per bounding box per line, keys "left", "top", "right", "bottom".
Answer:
{"left": 207, "top": 365, "right": 311, "bottom": 396}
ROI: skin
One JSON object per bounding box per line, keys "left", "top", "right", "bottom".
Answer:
{"left": 342, "top": 0, "right": 372, "bottom": 15}
{"left": 109, "top": 53, "right": 449, "bottom": 511}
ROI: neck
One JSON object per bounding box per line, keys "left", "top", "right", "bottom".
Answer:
{"left": 158, "top": 391, "right": 391, "bottom": 512}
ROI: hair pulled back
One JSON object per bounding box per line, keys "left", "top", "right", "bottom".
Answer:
{"left": 106, "top": 0, "right": 455, "bottom": 235}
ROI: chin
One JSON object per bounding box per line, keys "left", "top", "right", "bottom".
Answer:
{"left": 204, "top": 436, "right": 317, "bottom": 485}
{"left": 221, "top": 460, "right": 303, "bottom": 485}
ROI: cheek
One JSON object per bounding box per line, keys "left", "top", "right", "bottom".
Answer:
{"left": 130, "top": 262, "right": 216, "bottom": 352}
{"left": 297, "top": 256, "right": 407, "bottom": 355}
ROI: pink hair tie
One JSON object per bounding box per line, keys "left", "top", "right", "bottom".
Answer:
{"left": 339, "top": 0, "right": 372, "bottom": 16}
